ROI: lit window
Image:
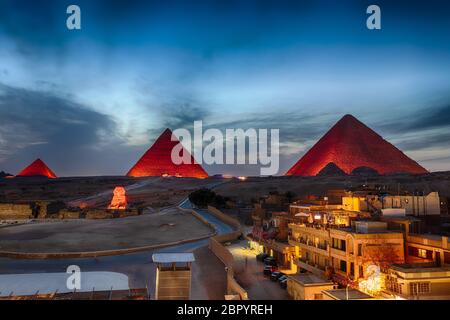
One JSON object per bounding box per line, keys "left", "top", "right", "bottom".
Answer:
{"left": 418, "top": 248, "right": 427, "bottom": 259}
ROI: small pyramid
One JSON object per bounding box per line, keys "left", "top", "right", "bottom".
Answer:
{"left": 286, "top": 114, "right": 428, "bottom": 176}
{"left": 317, "top": 162, "right": 347, "bottom": 176}
{"left": 127, "top": 128, "right": 208, "bottom": 178}
{"left": 16, "top": 158, "right": 57, "bottom": 178}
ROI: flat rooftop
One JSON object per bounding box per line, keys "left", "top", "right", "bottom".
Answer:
{"left": 152, "top": 253, "right": 195, "bottom": 263}
{"left": 289, "top": 273, "right": 334, "bottom": 286}
{"left": 322, "top": 288, "right": 372, "bottom": 300}
{"left": 391, "top": 263, "right": 450, "bottom": 273}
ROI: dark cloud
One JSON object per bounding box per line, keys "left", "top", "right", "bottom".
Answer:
{"left": 0, "top": 83, "right": 133, "bottom": 175}
{"left": 375, "top": 104, "right": 450, "bottom": 152}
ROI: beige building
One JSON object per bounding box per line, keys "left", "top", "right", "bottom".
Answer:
{"left": 289, "top": 221, "right": 405, "bottom": 289}
{"left": 322, "top": 288, "right": 373, "bottom": 300}
{"left": 153, "top": 253, "right": 195, "bottom": 300}
{"left": 343, "top": 192, "right": 443, "bottom": 217}
{"left": 406, "top": 234, "right": 450, "bottom": 266}
{"left": 385, "top": 264, "right": 450, "bottom": 299}
{"left": 287, "top": 273, "right": 335, "bottom": 300}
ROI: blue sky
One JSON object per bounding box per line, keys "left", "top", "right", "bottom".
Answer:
{"left": 0, "top": 0, "right": 450, "bottom": 176}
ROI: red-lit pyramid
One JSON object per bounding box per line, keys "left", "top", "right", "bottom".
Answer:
{"left": 16, "top": 158, "right": 57, "bottom": 178}
{"left": 286, "top": 114, "right": 428, "bottom": 176}
{"left": 127, "top": 128, "right": 208, "bottom": 178}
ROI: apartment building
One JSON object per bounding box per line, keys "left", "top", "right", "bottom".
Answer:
{"left": 288, "top": 221, "right": 405, "bottom": 288}
{"left": 385, "top": 264, "right": 450, "bottom": 299}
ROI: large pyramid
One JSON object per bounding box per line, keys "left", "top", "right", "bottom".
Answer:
{"left": 16, "top": 158, "right": 57, "bottom": 178}
{"left": 127, "top": 128, "right": 208, "bottom": 178}
{"left": 286, "top": 114, "right": 428, "bottom": 176}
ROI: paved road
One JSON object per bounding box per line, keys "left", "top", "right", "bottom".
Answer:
{"left": 228, "top": 240, "right": 291, "bottom": 300}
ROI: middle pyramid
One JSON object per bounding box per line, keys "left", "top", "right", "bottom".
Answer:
{"left": 127, "top": 128, "right": 208, "bottom": 178}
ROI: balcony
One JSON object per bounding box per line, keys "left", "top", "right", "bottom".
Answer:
{"left": 295, "top": 258, "right": 326, "bottom": 276}
{"left": 330, "top": 247, "right": 347, "bottom": 258}
{"left": 289, "top": 236, "right": 329, "bottom": 255}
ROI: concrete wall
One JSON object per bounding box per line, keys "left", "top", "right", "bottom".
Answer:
{"left": 206, "top": 206, "right": 249, "bottom": 300}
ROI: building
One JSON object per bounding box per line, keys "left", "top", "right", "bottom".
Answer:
{"left": 405, "top": 234, "right": 450, "bottom": 266}
{"left": 385, "top": 264, "right": 450, "bottom": 299}
{"left": 321, "top": 288, "right": 373, "bottom": 300}
{"left": 152, "top": 253, "right": 195, "bottom": 300}
{"left": 287, "top": 273, "right": 335, "bottom": 300}
{"left": 288, "top": 221, "right": 405, "bottom": 292}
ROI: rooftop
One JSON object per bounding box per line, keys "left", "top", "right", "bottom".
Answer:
{"left": 289, "top": 273, "right": 334, "bottom": 286}
{"left": 322, "top": 288, "right": 373, "bottom": 300}
{"left": 390, "top": 263, "right": 450, "bottom": 273}
{"left": 152, "top": 253, "right": 195, "bottom": 264}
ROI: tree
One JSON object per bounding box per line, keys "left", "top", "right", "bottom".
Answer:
{"left": 284, "top": 191, "right": 296, "bottom": 203}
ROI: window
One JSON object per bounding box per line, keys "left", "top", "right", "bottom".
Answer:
{"left": 418, "top": 248, "right": 427, "bottom": 259}
{"left": 359, "top": 265, "right": 364, "bottom": 278}
{"left": 410, "top": 282, "right": 430, "bottom": 295}
{"left": 358, "top": 244, "right": 363, "bottom": 256}
{"left": 332, "top": 238, "right": 346, "bottom": 251}
{"left": 314, "top": 293, "right": 323, "bottom": 300}
{"left": 340, "top": 260, "right": 347, "bottom": 272}
{"left": 387, "top": 277, "right": 402, "bottom": 294}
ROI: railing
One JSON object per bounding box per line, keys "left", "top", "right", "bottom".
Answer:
{"left": 290, "top": 236, "right": 328, "bottom": 251}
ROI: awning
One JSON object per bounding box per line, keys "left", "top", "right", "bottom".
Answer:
{"left": 295, "top": 212, "right": 310, "bottom": 217}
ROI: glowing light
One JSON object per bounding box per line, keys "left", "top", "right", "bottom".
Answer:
{"left": 108, "top": 186, "right": 127, "bottom": 209}
{"left": 358, "top": 265, "right": 382, "bottom": 295}
{"left": 237, "top": 176, "right": 247, "bottom": 181}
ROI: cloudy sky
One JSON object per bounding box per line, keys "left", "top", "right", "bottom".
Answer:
{"left": 0, "top": 0, "right": 450, "bottom": 176}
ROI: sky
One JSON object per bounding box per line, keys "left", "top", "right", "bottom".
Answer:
{"left": 0, "top": 0, "right": 450, "bottom": 176}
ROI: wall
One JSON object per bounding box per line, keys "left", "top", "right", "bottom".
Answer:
{"left": 205, "top": 206, "right": 249, "bottom": 300}
{"left": 287, "top": 279, "right": 334, "bottom": 300}
{"left": 0, "top": 203, "right": 33, "bottom": 219}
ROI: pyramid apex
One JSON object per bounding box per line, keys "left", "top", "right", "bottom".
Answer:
{"left": 340, "top": 114, "right": 358, "bottom": 121}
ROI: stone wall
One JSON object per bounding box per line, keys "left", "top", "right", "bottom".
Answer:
{"left": 0, "top": 203, "right": 33, "bottom": 219}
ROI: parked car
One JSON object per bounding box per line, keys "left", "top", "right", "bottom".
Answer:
{"left": 279, "top": 278, "right": 288, "bottom": 289}
{"left": 264, "top": 256, "right": 277, "bottom": 266}
{"left": 263, "top": 265, "right": 277, "bottom": 276}
{"left": 278, "top": 275, "right": 288, "bottom": 283}
{"left": 256, "top": 253, "right": 269, "bottom": 261}
{"left": 270, "top": 271, "right": 285, "bottom": 281}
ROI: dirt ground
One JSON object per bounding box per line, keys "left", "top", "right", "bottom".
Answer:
{"left": 214, "top": 172, "right": 450, "bottom": 203}
{"left": 0, "top": 208, "right": 213, "bottom": 253}
{"left": 0, "top": 176, "right": 217, "bottom": 209}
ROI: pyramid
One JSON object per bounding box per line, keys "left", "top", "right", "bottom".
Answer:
{"left": 16, "top": 158, "right": 57, "bottom": 178}
{"left": 127, "top": 128, "right": 208, "bottom": 178}
{"left": 286, "top": 114, "right": 428, "bottom": 176}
